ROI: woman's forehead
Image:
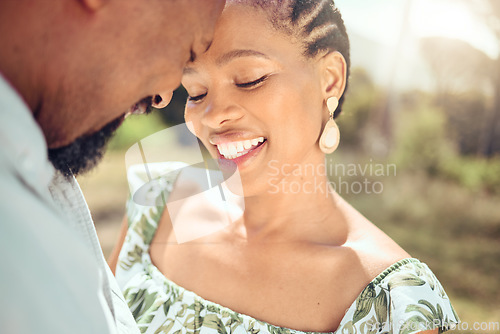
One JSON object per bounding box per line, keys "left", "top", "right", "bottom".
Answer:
{"left": 181, "top": 3, "right": 311, "bottom": 77}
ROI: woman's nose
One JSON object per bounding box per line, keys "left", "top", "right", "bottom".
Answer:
{"left": 201, "top": 99, "right": 244, "bottom": 129}
{"left": 151, "top": 91, "right": 173, "bottom": 109}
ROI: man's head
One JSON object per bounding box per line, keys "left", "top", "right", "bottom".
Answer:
{"left": 0, "top": 0, "right": 224, "bottom": 176}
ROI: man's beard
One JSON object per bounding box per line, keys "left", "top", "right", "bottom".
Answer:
{"left": 48, "top": 117, "right": 122, "bottom": 178}
{"left": 47, "top": 97, "right": 154, "bottom": 178}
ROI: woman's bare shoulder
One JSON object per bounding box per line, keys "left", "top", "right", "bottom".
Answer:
{"left": 333, "top": 193, "right": 411, "bottom": 279}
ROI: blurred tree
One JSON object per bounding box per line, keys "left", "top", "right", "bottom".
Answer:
{"left": 419, "top": 36, "right": 500, "bottom": 155}
{"left": 420, "top": 38, "right": 493, "bottom": 156}
{"left": 337, "top": 68, "right": 381, "bottom": 148}
{"left": 420, "top": 37, "right": 492, "bottom": 97}
{"left": 458, "top": 0, "right": 500, "bottom": 156}
{"left": 480, "top": 0, "right": 500, "bottom": 156}
{"left": 393, "top": 101, "right": 455, "bottom": 176}
{"left": 370, "top": 0, "right": 413, "bottom": 155}
{"left": 443, "top": 92, "right": 488, "bottom": 155}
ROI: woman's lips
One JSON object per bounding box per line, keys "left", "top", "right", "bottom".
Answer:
{"left": 217, "top": 139, "right": 267, "bottom": 169}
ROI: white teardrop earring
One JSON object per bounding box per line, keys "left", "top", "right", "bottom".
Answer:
{"left": 319, "top": 97, "right": 340, "bottom": 154}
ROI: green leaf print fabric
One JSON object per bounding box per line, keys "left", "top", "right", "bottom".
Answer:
{"left": 115, "top": 162, "right": 459, "bottom": 334}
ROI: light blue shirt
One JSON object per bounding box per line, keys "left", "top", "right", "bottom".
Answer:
{"left": 0, "top": 74, "right": 139, "bottom": 334}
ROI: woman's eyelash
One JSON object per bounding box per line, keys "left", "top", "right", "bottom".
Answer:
{"left": 187, "top": 93, "right": 207, "bottom": 102}
{"left": 187, "top": 75, "right": 269, "bottom": 101}
{"left": 236, "top": 75, "right": 269, "bottom": 88}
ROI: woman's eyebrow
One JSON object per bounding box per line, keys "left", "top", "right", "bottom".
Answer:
{"left": 216, "top": 49, "right": 269, "bottom": 66}
{"left": 183, "top": 49, "right": 269, "bottom": 75}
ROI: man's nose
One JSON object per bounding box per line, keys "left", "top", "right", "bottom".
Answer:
{"left": 152, "top": 91, "right": 173, "bottom": 109}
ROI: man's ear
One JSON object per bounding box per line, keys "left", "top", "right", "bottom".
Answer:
{"left": 78, "top": 0, "right": 107, "bottom": 11}
{"left": 319, "top": 51, "right": 347, "bottom": 101}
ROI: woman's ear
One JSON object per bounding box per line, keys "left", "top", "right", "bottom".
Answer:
{"left": 78, "top": 0, "right": 107, "bottom": 11}
{"left": 319, "top": 51, "right": 347, "bottom": 101}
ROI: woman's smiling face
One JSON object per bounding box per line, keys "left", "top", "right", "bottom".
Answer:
{"left": 182, "top": 4, "right": 331, "bottom": 195}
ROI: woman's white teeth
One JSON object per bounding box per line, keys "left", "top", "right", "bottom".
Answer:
{"left": 229, "top": 145, "right": 237, "bottom": 155}
{"left": 217, "top": 137, "right": 265, "bottom": 159}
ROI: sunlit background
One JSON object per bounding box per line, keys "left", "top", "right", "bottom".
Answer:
{"left": 79, "top": 0, "right": 500, "bottom": 332}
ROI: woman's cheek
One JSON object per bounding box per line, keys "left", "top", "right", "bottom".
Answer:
{"left": 184, "top": 109, "right": 198, "bottom": 136}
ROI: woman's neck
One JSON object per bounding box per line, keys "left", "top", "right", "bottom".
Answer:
{"left": 232, "top": 160, "right": 349, "bottom": 246}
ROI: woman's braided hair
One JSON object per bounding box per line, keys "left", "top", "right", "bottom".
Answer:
{"left": 230, "top": 0, "right": 350, "bottom": 118}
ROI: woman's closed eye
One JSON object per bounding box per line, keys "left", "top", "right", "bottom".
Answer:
{"left": 186, "top": 74, "right": 271, "bottom": 102}
{"left": 187, "top": 92, "right": 207, "bottom": 102}
{"left": 236, "top": 74, "right": 269, "bottom": 88}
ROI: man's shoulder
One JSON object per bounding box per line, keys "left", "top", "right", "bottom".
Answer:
{"left": 0, "top": 166, "right": 116, "bottom": 333}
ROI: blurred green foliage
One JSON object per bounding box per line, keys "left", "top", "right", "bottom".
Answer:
{"left": 336, "top": 68, "right": 380, "bottom": 146}
{"left": 108, "top": 86, "right": 190, "bottom": 151}
{"left": 439, "top": 92, "right": 488, "bottom": 155}
{"left": 391, "top": 96, "right": 500, "bottom": 195}
{"left": 334, "top": 66, "right": 500, "bottom": 195}
{"left": 392, "top": 100, "right": 455, "bottom": 176}
{"left": 108, "top": 112, "right": 169, "bottom": 151}
{"left": 442, "top": 156, "right": 500, "bottom": 195}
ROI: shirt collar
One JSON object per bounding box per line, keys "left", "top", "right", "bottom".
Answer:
{"left": 0, "top": 73, "right": 55, "bottom": 194}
